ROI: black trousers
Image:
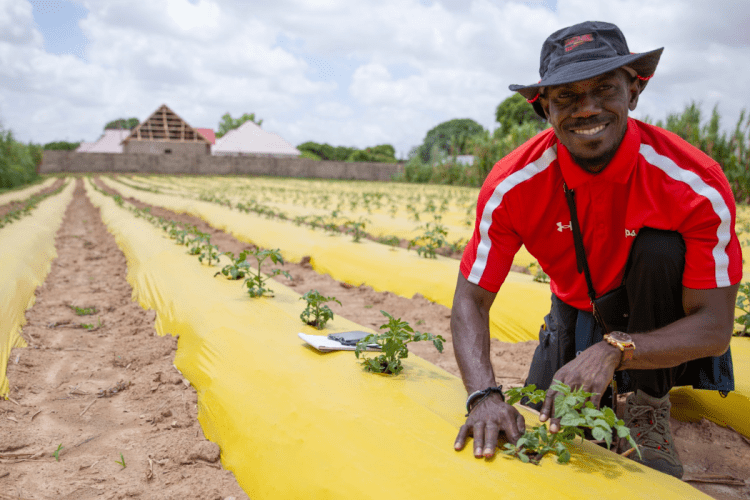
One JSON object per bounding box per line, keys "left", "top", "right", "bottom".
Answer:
{"left": 525, "top": 228, "right": 734, "bottom": 405}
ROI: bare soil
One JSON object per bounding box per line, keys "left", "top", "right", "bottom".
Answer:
{"left": 1, "top": 178, "right": 749, "bottom": 499}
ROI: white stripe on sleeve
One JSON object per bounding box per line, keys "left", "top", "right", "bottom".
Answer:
{"left": 468, "top": 146, "right": 557, "bottom": 285}
{"left": 640, "top": 144, "right": 732, "bottom": 287}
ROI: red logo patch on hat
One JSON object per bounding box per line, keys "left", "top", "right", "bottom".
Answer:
{"left": 564, "top": 34, "right": 593, "bottom": 52}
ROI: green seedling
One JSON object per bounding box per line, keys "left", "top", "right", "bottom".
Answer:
{"left": 323, "top": 220, "right": 340, "bottom": 234}
{"left": 243, "top": 248, "right": 291, "bottom": 298}
{"left": 376, "top": 235, "right": 401, "bottom": 247}
{"left": 80, "top": 318, "right": 104, "bottom": 331}
{"left": 344, "top": 218, "right": 369, "bottom": 243}
{"left": 501, "top": 381, "right": 639, "bottom": 465}
{"left": 300, "top": 290, "right": 341, "bottom": 329}
{"left": 355, "top": 311, "right": 445, "bottom": 375}
{"left": 528, "top": 262, "right": 551, "bottom": 284}
{"left": 216, "top": 250, "right": 251, "bottom": 280}
{"left": 69, "top": 305, "right": 97, "bottom": 316}
{"left": 408, "top": 222, "right": 448, "bottom": 259}
{"left": 405, "top": 204, "right": 420, "bottom": 221}
{"left": 734, "top": 281, "right": 750, "bottom": 336}
{"left": 446, "top": 238, "right": 467, "bottom": 255}
{"left": 54, "top": 443, "right": 63, "bottom": 461}
{"left": 187, "top": 233, "right": 210, "bottom": 256}
{"left": 198, "top": 242, "right": 220, "bottom": 265}
{"left": 115, "top": 453, "right": 126, "bottom": 468}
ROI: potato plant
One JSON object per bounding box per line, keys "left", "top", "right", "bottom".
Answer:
{"left": 299, "top": 290, "right": 341, "bottom": 329}
{"left": 0, "top": 181, "right": 68, "bottom": 229}
{"left": 501, "top": 382, "right": 639, "bottom": 465}
{"left": 344, "top": 218, "right": 369, "bottom": 242}
{"left": 354, "top": 311, "right": 444, "bottom": 375}
{"left": 216, "top": 250, "right": 251, "bottom": 280}
{"left": 198, "top": 241, "right": 220, "bottom": 265}
{"left": 528, "top": 262, "right": 551, "bottom": 284}
{"left": 734, "top": 281, "right": 750, "bottom": 336}
{"left": 243, "top": 248, "right": 291, "bottom": 298}
{"left": 408, "top": 222, "right": 448, "bottom": 259}
{"left": 376, "top": 235, "right": 401, "bottom": 247}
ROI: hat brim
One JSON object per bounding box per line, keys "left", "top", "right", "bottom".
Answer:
{"left": 510, "top": 47, "right": 663, "bottom": 117}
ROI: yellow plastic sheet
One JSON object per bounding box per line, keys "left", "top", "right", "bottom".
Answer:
{"left": 102, "top": 178, "right": 550, "bottom": 343}
{"left": 0, "top": 181, "right": 74, "bottom": 397}
{"left": 121, "top": 175, "right": 540, "bottom": 269}
{"left": 670, "top": 337, "right": 750, "bottom": 438}
{"left": 86, "top": 180, "right": 706, "bottom": 500}
{"left": 0, "top": 177, "right": 57, "bottom": 206}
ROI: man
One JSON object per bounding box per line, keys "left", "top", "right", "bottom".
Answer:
{"left": 451, "top": 21, "right": 741, "bottom": 479}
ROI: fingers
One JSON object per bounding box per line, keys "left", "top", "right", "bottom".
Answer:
{"left": 549, "top": 416, "right": 561, "bottom": 434}
{"left": 483, "top": 423, "right": 500, "bottom": 457}
{"left": 516, "top": 413, "right": 526, "bottom": 436}
{"left": 539, "top": 387, "right": 557, "bottom": 423}
{"left": 589, "top": 390, "right": 603, "bottom": 409}
{"left": 472, "top": 422, "right": 485, "bottom": 457}
{"left": 454, "top": 424, "right": 470, "bottom": 451}
{"left": 503, "top": 413, "right": 525, "bottom": 445}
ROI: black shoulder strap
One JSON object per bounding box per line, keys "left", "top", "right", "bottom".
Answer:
{"left": 563, "top": 183, "right": 597, "bottom": 303}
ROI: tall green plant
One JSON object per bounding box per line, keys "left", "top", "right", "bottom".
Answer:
{"left": 0, "top": 127, "right": 40, "bottom": 190}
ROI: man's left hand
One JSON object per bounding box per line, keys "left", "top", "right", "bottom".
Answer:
{"left": 539, "top": 340, "right": 622, "bottom": 433}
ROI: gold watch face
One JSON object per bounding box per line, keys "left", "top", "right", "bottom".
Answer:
{"left": 608, "top": 331, "right": 633, "bottom": 344}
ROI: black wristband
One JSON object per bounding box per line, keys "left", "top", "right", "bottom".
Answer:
{"left": 465, "top": 385, "right": 504, "bottom": 417}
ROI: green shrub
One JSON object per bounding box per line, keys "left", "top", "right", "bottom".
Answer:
{"left": 0, "top": 127, "right": 40, "bottom": 190}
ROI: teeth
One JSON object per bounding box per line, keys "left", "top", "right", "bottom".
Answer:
{"left": 573, "top": 124, "right": 605, "bottom": 136}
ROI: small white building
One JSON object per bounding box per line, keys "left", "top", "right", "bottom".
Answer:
{"left": 211, "top": 121, "right": 301, "bottom": 158}
{"left": 77, "top": 129, "right": 131, "bottom": 153}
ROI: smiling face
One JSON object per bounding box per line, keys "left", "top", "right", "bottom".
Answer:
{"left": 539, "top": 69, "right": 640, "bottom": 172}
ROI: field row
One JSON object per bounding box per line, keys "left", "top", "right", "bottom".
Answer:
{"left": 83, "top": 178, "right": 706, "bottom": 499}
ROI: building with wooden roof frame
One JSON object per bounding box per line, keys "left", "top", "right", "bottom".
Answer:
{"left": 122, "top": 104, "right": 210, "bottom": 155}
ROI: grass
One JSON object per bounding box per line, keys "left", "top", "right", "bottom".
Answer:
{"left": 69, "top": 305, "right": 97, "bottom": 316}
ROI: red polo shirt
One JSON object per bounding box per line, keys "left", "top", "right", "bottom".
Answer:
{"left": 460, "top": 118, "right": 742, "bottom": 311}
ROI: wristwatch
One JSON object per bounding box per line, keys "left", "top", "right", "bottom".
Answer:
{"left": 603, "top": 332, "right": 635, "bottom": 367}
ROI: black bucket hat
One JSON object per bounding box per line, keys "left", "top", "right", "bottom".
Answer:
{"left": 509, "top": 21, "right": 663, "bottom": 119}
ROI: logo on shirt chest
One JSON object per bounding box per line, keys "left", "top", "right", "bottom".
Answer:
{"left": 557, "top": 221, "right": 572, "bottom": 232}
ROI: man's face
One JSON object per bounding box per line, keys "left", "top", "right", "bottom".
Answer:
{"left": 540, "top": 69, "right": 640, "bottom": 172}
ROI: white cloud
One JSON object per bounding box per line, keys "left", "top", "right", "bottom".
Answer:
{"left": 0, "top": 0, "right": 748, "bottom": 156}
{"left": 0, "top": 0, "right": 43, "bottom": 46}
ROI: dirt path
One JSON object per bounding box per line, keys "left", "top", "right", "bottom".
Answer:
{"left": 0, "top": 180, "right": 248, "bottom": 499}
{"left": 1, "top": 178, "right": 749, "bottom": 499}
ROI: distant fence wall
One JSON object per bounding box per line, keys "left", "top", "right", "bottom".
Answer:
{"left": 40, "top": 151, "right": 404, "bottom": 182}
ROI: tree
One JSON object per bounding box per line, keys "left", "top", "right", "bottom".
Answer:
{"left": 216, "top": 112, "right": 263, "bottom": 139}
{"left": 414, "top": 118, "right": 485, "bottom": 163}
{"left": 43, "top": 141, "right": 81, "bottom": 151}
{"left": 346, "top": 144, "right": 396, "bottom": 163}
{"left": 296, "top": 142, "right": 396, "bottom": 163}
{"left": 495, "top": 93, "right": 546, "bottom": 134}
{"left": 104, "top": 118, "right": 139, "bottom": 130}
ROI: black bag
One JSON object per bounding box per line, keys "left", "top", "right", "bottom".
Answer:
{"left": 592, "top": 285, "right": 629, "bottom": 334}
{"left": 564, "top": 183, "right": 629, "bottom": 334}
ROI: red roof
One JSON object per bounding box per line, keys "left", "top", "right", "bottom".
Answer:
{"left": 196, "top": 128, "right": 216, "bottom": 145}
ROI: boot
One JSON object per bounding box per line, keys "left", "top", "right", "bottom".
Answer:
{"left": 623, "top": 390, "right": 683, "bottom": 479}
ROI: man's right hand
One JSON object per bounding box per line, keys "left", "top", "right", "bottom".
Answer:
{"left": 453, "top": 394, "right": 526, "bottom": 458}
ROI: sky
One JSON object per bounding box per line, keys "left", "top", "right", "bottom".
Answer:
{"left": 1, "top": 0, "right": 749, "bottom": 159}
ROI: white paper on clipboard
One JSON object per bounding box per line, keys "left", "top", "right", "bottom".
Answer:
{"left": 298, "top": 333, "right": 381, "bottom": 352}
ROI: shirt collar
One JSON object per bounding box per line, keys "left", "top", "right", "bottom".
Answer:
{"left": 557, "top": 118, "right": 639, "bottom": 189}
